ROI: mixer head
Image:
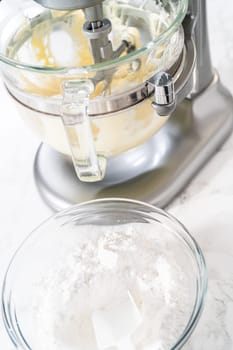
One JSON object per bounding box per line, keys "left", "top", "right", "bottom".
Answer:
{"left": 32, "top": 0, "right": 104, "bottom": 10}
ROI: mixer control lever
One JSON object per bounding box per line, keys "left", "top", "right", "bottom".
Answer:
{"left": 151, "top": 72, "right": 176, "bottom": 117}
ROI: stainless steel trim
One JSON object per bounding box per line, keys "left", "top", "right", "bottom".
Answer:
{"left": 150, "top": 72, "right": 176, "bottom": 116}
{"left": 152, "top": 72, "right": 175, "bottom": 106}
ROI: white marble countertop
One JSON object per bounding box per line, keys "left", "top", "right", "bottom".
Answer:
{"left": 1, "top": 0, "right": 233, "bottom": 348}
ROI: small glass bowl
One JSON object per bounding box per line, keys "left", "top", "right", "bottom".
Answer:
{"left": 2, "top": 199, "right": 207, "bottom": 350}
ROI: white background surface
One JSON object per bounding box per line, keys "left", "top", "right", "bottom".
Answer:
{"left": 1, "top": 0, "right": 233, "bottom": 348}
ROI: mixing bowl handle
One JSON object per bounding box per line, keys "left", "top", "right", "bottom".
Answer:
{"left": 61, "top": 80, "right": 106, "bottom": 182}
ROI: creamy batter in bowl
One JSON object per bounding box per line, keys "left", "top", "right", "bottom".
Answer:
{"left": 2, "top": 199, "right": 207, "bottom": 350}
{"left": 0, "top": 0, "right": 187, "bottom": 181}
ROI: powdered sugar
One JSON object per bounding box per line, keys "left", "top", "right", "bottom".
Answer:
{"left": 31, "top": 223, "right": 195, "bottom": 350}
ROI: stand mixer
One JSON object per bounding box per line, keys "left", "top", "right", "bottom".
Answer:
{"left": 0, "top": 0, "right": 232, "bottom": 210}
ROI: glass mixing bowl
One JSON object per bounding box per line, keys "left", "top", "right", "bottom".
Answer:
{"left": 2, "top": 199, "right": 207, "bottom": 350}
{"left": 0, "top": 0, "right": 188, "bottom": 181}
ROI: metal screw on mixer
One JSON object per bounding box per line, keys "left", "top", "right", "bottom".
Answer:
{"left": 151, "top": 72, "right": 176, "bottom": 117}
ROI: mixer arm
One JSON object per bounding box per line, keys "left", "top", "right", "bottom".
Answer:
{"left": 188, "top": 0, "right": 213, "bottom": 95}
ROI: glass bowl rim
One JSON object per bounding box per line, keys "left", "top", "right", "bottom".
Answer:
{"left": 0, "top": 0, "right": 188, "bottom": 74}
{"left": 1, "top": 197, "right": 207, "bottom": 350}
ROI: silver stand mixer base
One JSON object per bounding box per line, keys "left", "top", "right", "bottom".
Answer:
{"left": 34, "top": 74, "right": 233, "bottom": 211}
